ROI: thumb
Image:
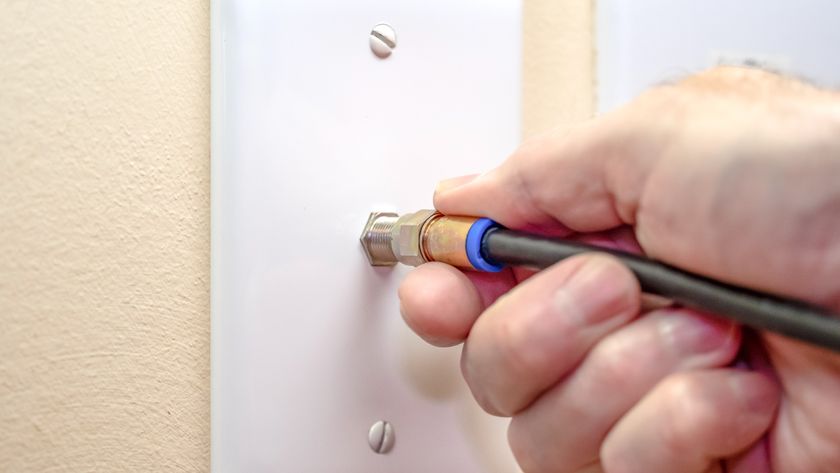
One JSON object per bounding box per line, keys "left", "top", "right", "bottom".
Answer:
{"left": 433, "top": 125, "right": 650, "bottom": 232}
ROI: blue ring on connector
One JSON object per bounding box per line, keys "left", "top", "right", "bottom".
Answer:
{"left": 466, "top": 218, "right": 504, "bottom": 272}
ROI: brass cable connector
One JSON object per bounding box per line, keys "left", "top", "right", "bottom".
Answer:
{"left": 359, "top": 210, "right": 480, "bottom": 270}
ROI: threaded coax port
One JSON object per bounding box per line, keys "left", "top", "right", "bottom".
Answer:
{"left": 360, "top": 212, "right": 399, "bottom": 265}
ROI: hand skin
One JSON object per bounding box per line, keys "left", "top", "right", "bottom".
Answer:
{"left": 398, "top": 67, "right": 840, "bottom": 473}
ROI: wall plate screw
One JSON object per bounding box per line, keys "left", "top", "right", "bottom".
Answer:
{"left": 368, "top": 420, "right": 395, "bottom": 454}
{"left": 370, "top": 23, "right": 397, "bottom": 58}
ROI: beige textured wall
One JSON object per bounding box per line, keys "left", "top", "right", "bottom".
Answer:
{"left": 0, "top": 1, "right": 589, "bottom": 470}
{"left": 523, "top": 1, "right": 595, "bottom": 137}
{"left": 0, "top": 1, "right": 210, "bottom": 471}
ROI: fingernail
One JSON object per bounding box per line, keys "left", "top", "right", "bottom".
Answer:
{"left": 434, "top": 174, "right": 478, "bottom": 195}
{"left": 663, "top": 313, "right": 737, "bottom": 356}
{"left": 555, "top": 257, "right": 637, "bottom": 327}
{"left": 730, "top": 373, "right": 779, "bottom": 414}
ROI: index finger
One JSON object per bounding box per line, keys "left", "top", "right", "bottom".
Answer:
{"left": 433, "top": 120, "right": 652, "bottom": 233}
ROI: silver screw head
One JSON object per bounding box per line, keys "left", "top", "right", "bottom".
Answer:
{"left": 368, "top": 420, "right": 395, "bottom": 454}
{"left": 370, "top": 23, "right": 397, "bottom": 58}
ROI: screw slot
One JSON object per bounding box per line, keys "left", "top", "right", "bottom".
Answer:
{"left": 368, "top": 420, "right": 395, "bottom": 454}
{"left": 370, "top": 23, "right": 397, "bottom": 59}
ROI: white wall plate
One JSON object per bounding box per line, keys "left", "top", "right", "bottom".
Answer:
{"left": 597, "top": 0, "right": 840, "bottom": 112}
{"left": 211, "top": 1, "right": 521, "bottom": 471}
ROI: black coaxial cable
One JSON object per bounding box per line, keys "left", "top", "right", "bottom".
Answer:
{"left": 481, "top": 228, "right": 840, "bottom": 353}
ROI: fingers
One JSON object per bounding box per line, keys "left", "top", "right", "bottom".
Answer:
{"left": 434, "top": 123, "right": 654, "bottom": 232}
{"left": 600, "top": 369, "right": 779, "bottom": 473}
{"left": 462, "top": 253, "right": 640, "bottom": 416}
{"left": 506, "top": 309, "right": 740, "bottom": 473}
{"left": 434, "top": 72, "right": 840, "bottom": 310}
{"left": 398, "top": 262, "right": 518, "bottom": 346}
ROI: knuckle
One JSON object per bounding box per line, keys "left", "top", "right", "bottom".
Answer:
{"left": 659, "top": 372, "right": 697, "bottom": 406}
{"left": 600, "top": 443, "right": 632, "bottom": 473}
{"left": 464, "top": 308, "right": 550, "bottom": 416}
{"left": 460, "top": 345, "right": 504, "bottom": 416}
{"left": 655, "top": 373, "right": 704, "bottom": 452}
{"left": 507, "top": 417, "right": 542, "bottom": 473}
{"left": 487, "top": 319, "right": 534, "bottom": 415}
{"left": 492, "top": 309, "right": 552, "bottom": 385}
{"left": 587, "top": 337, "right": 640, "bottom": 394}
{"left": 508, "top": 135, "right": 560, "bottom": 209}
{"left": 512, "top": 134, "right": 553, "bottom": 165}
{"left": 492, "top": 315, "right": 532, "bottom": 367}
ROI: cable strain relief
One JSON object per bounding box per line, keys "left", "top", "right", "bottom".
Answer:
{"left": 466, "top": 218, "right": 505, "bottom": 272}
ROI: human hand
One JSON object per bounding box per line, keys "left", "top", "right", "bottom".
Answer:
{"left": 399, "top": 67, "right": 840, "bottom": 473}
